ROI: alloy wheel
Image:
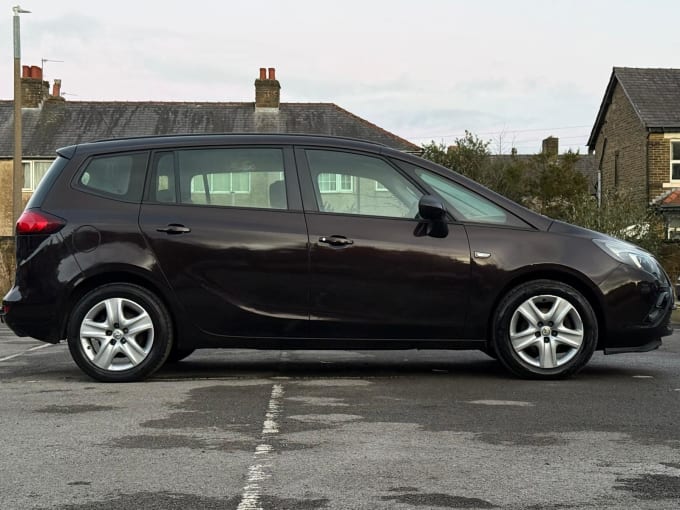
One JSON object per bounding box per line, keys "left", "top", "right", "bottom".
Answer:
{"left": 79, "top": 297, "right": 155, "bottom": 372}
{"left": 509, "top": 294, "right": 584, "bottom": 369}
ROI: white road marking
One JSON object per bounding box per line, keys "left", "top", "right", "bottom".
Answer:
{"left": 633, "top": 375, "right": 654, "bottom": 379}
{"left": 236, "top": 383, "right": 284, "bottom": 510}
{"left": 467, "top": 400, "right": 534, "bottom": 407}
{"left": 262, "top": 383, "right": 284, "bottom": 435}
{"left": 0, "top": 343, "right": 52, "bottom": 362}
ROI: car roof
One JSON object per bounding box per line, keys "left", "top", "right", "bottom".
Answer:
{"left": 58, "top": 133, "right": 391, "bottom": 158}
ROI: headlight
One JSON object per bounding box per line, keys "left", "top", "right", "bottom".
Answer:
{"left": 593, "top": 238, "right": 661, "bottom": 279}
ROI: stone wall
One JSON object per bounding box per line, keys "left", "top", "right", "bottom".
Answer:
{"left": 591, "top": 82, "right": 648, "bottom": 207}
{"left": 0, "top": 237, "right": 15, "bottom": 298}
{"left": 0, "top": 160, "right": 13, "bottom": 237}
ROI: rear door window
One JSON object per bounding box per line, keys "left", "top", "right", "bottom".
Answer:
{"left": 149, "top": 147, "right": 287, "bottom": 210}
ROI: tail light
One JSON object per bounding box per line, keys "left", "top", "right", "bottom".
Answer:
{"left": 16, "top": 209, "right": 66, "bottom": 235}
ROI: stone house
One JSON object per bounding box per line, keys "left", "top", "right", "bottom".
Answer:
{"left": 587, "top": 67, "right": 680, "bottom": 240}
{"left": 0, "top": 67, "right": 418, "bottom": 293}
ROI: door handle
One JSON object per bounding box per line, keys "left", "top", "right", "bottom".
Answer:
{"left": 318, "top": 235, "right": 354, "bottom": 247}
{"left": 156, "top": 224, "right": 191, "bottom": 234}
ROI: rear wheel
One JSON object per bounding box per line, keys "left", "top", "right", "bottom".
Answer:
{"left": 493, "top": 280, "right": 597, "bottom": 379}
{"left": 67, "top": 284, "right": 173, "bottom": 382}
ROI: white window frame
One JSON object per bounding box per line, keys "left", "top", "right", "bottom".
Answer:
{"left": 666, "top": 214, "right": 680, "bottom": 241}
{"left": 318, "top": 173, "right": 354, "bottom": 194}
{"left": 191, "top": 172, "right": 252, "bottom": 194}
{"left": 375, "top": 181, "right": 388, "bottom": 191}
{"left": 671, "top": 140, "right": 680, "bottom": 183}
{"left": 22, "top": 159, "right": 54, "bottom": 192}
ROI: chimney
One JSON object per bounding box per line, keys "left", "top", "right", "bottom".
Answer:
{"left": 52, "top": 79, "right": 62, "bottom": 98}
{"left": 254, "top": 67, "right": 281, "bottom": 109}
{"left": 542, "top": 136, "right": 559, "bottom": 157}
{"left": 20, "top": 65, "right": 49, "bottom": 107}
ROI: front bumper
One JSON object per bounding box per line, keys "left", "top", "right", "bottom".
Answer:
{"left": 599, "top": 264, "right": 675, "bottom": 353}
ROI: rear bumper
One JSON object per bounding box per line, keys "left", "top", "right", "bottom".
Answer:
{"left": 1, "top": 292, "right": 62, "bottom": 343}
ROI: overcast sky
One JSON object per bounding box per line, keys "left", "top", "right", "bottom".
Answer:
{"left": 2, "top": 0, "right": 679, "bottom": 153}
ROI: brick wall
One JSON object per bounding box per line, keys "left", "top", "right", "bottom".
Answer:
{"left": 591, "top": 82, "right": 648, "bottom": 207}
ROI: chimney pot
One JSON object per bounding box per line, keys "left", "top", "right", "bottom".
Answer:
{"left": 268, "top": 68, "right": 275, "bottom": 80}
{"left": 30, "top": 66, "right": 42, "bottom": 79}
{"left": 22, "top": 65, "right": 30, "bottom": 78}
{"left": 259, "top": 67, "right": 267, "bottom": 80}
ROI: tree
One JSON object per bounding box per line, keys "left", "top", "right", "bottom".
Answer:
{"left": 420, "top": 132, "right": 665, "bottom": 257}
{"left": 522, "top": 150, "right": 589, "bottom": 219}
{"left": 421, "top": 131, "right": 490, "bottom": 184}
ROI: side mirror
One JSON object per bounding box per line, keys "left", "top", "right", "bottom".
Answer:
{"left": 418, "top": 195, "right": 447, "bottom": 221}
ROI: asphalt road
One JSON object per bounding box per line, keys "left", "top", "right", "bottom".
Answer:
{"left": 2, "top": 323, "right": 680, "bottom": 510}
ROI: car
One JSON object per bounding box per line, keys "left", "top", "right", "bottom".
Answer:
{"left": 1, "top": 134, "right": 674, "bottom": 382}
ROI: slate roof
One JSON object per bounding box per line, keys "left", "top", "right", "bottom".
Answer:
{"left": 0, "top": 100, "right": 418, "bottom": 158}
{"left": 587, "top": 67, "right": 680, "bottom": 148}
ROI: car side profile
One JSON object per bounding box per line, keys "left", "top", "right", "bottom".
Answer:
{"left": 1, "top": 134, "right": 674, "bottom": 382}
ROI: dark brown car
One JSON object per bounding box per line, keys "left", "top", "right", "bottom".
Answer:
{"left": 1, "top": 134, "right": 674, "bottom": 381}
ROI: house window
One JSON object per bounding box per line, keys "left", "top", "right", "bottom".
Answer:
{"left": 667, "top": 215, "right": 680, "bottom": 241}
{"left": 318, "top": 173, "right": 354, "bottom": 193}
{"left": 191, "top": 173, "right": 251, "bottom": 194}
{"left": 175, "top": 147, "right": 285, "bottom": 209}
{"left": 614, "top": 151, "right": 620, "bottom": 187}
{"left": 22, "top": 160, "right": 54, "bottom": 191}
{"left": 672, "top": 141, "right": 680, "bottom": 181}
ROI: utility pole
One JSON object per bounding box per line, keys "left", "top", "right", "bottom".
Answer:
{"left": 12, "top": 5, "right": 31, "bottom": 227}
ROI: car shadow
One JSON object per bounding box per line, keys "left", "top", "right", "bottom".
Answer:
{"left": 151, "top": 349, "right": 658, "bottom": 382}
{"left": 154, "top": 349, "right": 509, "bottom": 380}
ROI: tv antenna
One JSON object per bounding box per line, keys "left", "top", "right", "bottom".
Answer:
{"left": 41, "top": 57, "right": 64, "bottom": 79}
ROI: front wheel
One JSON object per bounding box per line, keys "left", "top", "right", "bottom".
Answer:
{"left": 67, "top": 284, "right": 173, "bottom": 382}
{"left": 493, "top": 280, "right": 598, "bottom": 379}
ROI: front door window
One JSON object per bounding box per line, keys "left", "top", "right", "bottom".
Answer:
{"left": 305, "top": 150, "right": 421, "bottom": 218}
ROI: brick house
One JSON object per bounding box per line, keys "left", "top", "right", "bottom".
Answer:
{"left": 587, "top": 67, "right": 680, "bottom": 239}
{"left": 0, "top": 67, "right": 418, "bottom": 293}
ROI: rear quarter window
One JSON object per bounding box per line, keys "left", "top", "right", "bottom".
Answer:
{"left": 74, "top": 152, "right": 149, "bottom": 202}
{"left": 25, "top": 156, "right": 70, "bottom": 209}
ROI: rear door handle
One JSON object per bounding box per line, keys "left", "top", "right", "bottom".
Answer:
{"left": 318, "top": 235, "right": 354, "bottom": 247}
{"left": 156, "top": 224, "right": 191, "bottom": 234}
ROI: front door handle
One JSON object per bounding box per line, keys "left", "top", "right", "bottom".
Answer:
{"left": 156, "top": 224, "right": 191, "bottom": 234}
{"left": 319, "top": 235, "right": 354, "bottom": 247}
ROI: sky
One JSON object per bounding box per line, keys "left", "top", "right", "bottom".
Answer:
{"left": 2, "top": 0, "right": 679, "bottom": 154}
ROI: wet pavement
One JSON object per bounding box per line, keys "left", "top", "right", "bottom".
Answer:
{"left": 2, "top": 323, "right": 680, "bottom": 509}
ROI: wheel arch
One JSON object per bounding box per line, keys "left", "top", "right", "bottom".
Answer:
{"left": 487, "top": 266, "right": 607, "bottom": 350}
{"left": 58, "top": 268, "right": 179, "bottom": 341}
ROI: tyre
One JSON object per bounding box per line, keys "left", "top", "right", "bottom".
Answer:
{"left": 165, "top": 347, "right": 195, "bottom": 363}
{"left": 67, "top": 283, "right": 173, "bottom": 382}
{"left": 492, "top": 279, "right": 597, "bottom": 379}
